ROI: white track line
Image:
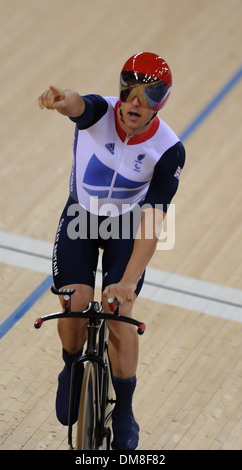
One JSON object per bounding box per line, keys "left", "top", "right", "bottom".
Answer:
{"left": 0, "top": 230, "right": 241, "bottom": 323}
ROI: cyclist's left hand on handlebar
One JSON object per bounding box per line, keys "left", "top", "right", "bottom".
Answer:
{"left": 103, "top": 282, "right": 136, "bottom": 306}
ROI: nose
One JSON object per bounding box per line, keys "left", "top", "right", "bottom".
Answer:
{"left": 130, "top": 95, "right": 141, "bottom": 106}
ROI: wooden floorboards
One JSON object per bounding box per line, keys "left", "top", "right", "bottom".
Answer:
{"left": 0, "top": 0, "right": 241, "bottom": 452}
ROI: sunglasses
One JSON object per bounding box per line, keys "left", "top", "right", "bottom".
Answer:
{"left": 120, "top": 71, "right": 168, "bottom": 109}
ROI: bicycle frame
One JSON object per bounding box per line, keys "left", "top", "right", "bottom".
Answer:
{"left": 34, "top": 285, "right": 146, "bottom": 450}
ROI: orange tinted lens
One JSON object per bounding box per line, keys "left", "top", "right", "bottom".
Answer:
{"left": 120, "top": 81, "right": 168, "bottom": 108}
{"left": 122, "top": 85, "right": 151, "bottom": 108}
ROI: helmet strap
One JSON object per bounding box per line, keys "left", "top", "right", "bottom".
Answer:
{"left": 119, "top": 102, "right": 125, "bottom": 123}
{"left": 144, "top": 111, "right": 157, "bottom": 126}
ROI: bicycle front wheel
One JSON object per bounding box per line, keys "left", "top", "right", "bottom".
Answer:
{"left": 76, "top": 361, "right": 100, "bottom": 450}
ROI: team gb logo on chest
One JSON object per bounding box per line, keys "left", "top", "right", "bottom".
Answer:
{"left": 133, "top": 154, "right": 146, "bottom": 172}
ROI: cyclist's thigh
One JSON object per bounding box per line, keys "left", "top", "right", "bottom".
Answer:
{"left": 101, "top": 236, "right": 145, "bottom": 299}
{"left": 52, "top": 196, "right": 100, "bottom": 291}
{"left": 52, "top": 197, "right": 99, "bottom": 337}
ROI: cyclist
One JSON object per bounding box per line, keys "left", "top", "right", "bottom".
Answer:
{"left": 38, "top": 52, "right": 185, "bottom": 450}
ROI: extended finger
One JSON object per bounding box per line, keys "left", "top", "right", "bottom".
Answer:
{"left": 38, "top": 87, "right": 63, "bottom": 110}
{"left": 49, "top": 85, "right": 66, "bottom": 109}
{"left": 49, "top": 85, "right": 64, "bottom": 98}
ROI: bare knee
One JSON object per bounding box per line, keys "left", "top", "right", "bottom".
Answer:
{"left": 57, "top": 283, "right": 94, "bottom": 354}
{"left": 58, "top": 319, "right": 88, "bottom": 354}
{"left": 59, "top": 283, "right": 94, "bottom": 311}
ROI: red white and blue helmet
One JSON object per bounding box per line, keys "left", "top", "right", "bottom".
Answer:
{"left": 120, "top": 52, "right": 172, "bottom": 111}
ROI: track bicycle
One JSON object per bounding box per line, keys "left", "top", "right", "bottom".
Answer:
{"left": 34, "top": 285, "right": 146, "bottom": 450}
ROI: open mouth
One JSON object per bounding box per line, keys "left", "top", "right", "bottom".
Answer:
{"left": 128, "top": 111, "right": 141, "bottom": 120}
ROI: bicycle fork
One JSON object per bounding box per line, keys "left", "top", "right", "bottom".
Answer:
{"left": 67, "top": 320, "right": 115, "bottom": 450}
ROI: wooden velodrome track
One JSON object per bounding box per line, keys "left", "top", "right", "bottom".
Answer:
{"left": 0, "top": 0, "right": 241, "bottom": 451}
